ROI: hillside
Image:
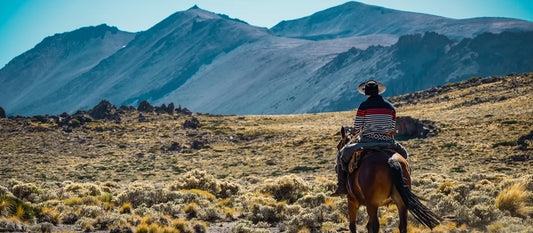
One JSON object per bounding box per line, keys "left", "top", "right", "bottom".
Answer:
{"left": 0, "top": 73, "right": 531, "bottom": 232}
{"left": 0, "top": 24, "right": 135, "bottom": 115}
{"left": 271, "top": 1, "right": 533, "bottom": 40}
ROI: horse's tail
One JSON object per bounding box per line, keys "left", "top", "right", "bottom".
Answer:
{"left": 388, "top": 158, "right": 440, "bottom": 230}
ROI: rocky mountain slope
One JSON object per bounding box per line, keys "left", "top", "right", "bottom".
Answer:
{"left": 1, "top": 3, "right": 532, "bottom": 116}
{"left": 0, "top": 24, "right": 134, "bottom": 115}
{"left": 271, "top": 1, "right": 533, "bottom": 40}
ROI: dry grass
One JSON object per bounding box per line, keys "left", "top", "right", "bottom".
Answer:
{"left": 0, "top": 73, "right": 532, "bottom": 232}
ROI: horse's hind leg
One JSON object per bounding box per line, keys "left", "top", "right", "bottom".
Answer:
{"left": 348, "top": 199, "right": 359, "bottom": 233}
{"left": 365, "top": 205, "right": 380, "bottom": 233}
{"left": 392, "top": 188, "right": 407, "bottom": 233}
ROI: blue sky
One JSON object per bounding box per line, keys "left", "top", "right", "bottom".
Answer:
{"left": 1, "top": 0, "right": 532, "bottom": 68}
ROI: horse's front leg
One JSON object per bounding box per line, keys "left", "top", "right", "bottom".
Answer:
{"left": 348, "top": 198, "right": 360, "bottom": 233}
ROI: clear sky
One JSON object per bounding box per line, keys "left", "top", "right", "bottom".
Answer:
{"left": 1, "top": 0, "right": 532, "bottom": 68}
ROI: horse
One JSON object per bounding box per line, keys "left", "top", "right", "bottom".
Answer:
{"left": 337, "top": 126, "right": 440, "bottom": 233}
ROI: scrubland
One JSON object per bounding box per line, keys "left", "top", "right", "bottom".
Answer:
{"left": 0, "top": 73, "right": 532, "bottom": 232}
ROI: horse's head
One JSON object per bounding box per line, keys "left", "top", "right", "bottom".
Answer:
{"left": 337, "top": 126, "right": 354, "bottom": 151}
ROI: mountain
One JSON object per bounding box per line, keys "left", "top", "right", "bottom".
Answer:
{"left": 0, "top": 24, "right": 135, "bottom": 115}
{"left": 271, "top": 1, "right": 533, "bottom": 40}
{"left": 1, "top": 3, "right": 533, "bottom": 116}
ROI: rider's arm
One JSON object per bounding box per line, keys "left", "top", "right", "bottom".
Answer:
{"left": 353, "top": 107, "right": 365, "bottom": 135}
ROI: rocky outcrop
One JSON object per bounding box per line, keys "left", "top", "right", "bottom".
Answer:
{"left": 137, "top": 100, "right": 154, "bottom": 113}
{"left": 395, "top": 116, "right": 437, "bottom": 139}
{"left": 88, "top": 100, "right": 120, "bottom": 123}
{"left": 183, "top": 117, "right": 200, "bottom": 129}
{"left": 0, "top": 107, "right": 5, "bottom": 118}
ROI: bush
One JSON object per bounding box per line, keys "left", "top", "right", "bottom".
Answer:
{"left": 296, "top": 193, "right": 326, "bottom": 208}
{"left": 92, "top": 213, "right": 128, "bottom": 230}
{"left": 78, "top": 206, "right": 104, "bottom": 218}
{"left": 248, "top": 201, "right": 284, "bottom": 223}
{"left": 496, "top": 182, "right": 529, "bottom": 217}
{"left": 11, "top": 183, "right": 39, "bottom": 201}
{"left": 231, "top": 219, "right": 270, "bottom": 233}
{"left": 260, "top": 175, "right": 309, "bottom": 203}
{"left": 457, "top": 204, "right": 501, "bottom": 227}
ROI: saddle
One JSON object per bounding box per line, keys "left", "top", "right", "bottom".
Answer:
{"left": 348, "top": 146, "right": 396, "bottom": 174}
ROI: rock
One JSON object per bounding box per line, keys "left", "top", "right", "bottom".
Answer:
{"left": 517, "top": 130, "right": 533, "bottom": 151}
{"left": 71, "top": 111, "right": 92, "bottom": 125}
{"left": 155, "top": 104, "right": 168, "bottom": 114}
{"left": 56, "top": 112, "right": 72, "bottom": 127}
{"left": 168, "top": 141, "right": 182, "bottom": 152}
{"left": 395, "top": 116, "right": 437, "bottom": 139}
{"left": 137, "top": 100, "right": 154, "bottom": 113}
{"left": 88, "top": 100, "right": 121, "bottom": 123}
{"left": 183, "top": 117, "right": 200, "bottom": 129}
{"left": 0, "top": 106, "right": 5, "bottom": 118}
{"left": 191, "top": 138, "right": 208, "bottom": 149}
{"left": 118, "top": 105, "right": 136, "bottom": 114}
{"left": 181, "top": 107, "right": 193, "bottom": 115}
{"left": 0, "top": 220, "right": 28, "bottom": 232}
{"left": 167, "top": 103, "right": 175, "bottom": 115}
{"left": 138, "top": 113, "right": 147, "bottom": 122}
{"left": 88, "top": 100, "right": 115, "bottom": 120}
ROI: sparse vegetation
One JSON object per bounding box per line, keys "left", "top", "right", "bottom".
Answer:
{"left": 0, "top": 73, "right": 531, "bottom": 232}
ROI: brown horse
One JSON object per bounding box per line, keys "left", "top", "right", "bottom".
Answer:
{"left": 337, "top": 126, "right": 440, "bottom": 233}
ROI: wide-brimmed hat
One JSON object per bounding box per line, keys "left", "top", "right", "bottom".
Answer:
{"left": 357, "top": 80, "right": 386, "bottom": 95}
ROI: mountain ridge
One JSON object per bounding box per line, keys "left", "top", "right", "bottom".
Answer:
{"left": 1, "top": 2, "right": 532, "bottom": 116}
{"left": 271, "top": 1, "right": 533, "bottom": 40}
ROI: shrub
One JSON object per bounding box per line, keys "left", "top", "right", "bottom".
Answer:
{"left": 495, "top": 182, "right": 529, "bottom": 217}
{"left": 172, "top": 218, "right": 192, "bottom": 233}
{"left": 248, "top": 201, "right": 284, "bottom": 223}
{"left": 38, "top": 206, "right": 61, "bottom": 224}
{"left": 184, "top": 202, "right": 199, "bottom": 219}
{"left": 260, "top": 175, "right": 309, "bottom": 203}
{"left": 198, "top": 206, "right": 221, "bottom": 222}
{"left": 78, "top": 206, "right": 104, "bottom": 218}
{"left": 231, "top": 219, "right": 270, "bottom": 233}
{"left": 120, "top": 202, "right": 132, "bottom": 214}
{"left": 92, "top": 213, "right": 128, "bottom": 230}
{"left": 457, "top": 204, "right": 501, "bottom": 227}
{"left": 11, "top": 183, "right": 39, "bottom": 201}
{"left": 170, "top": 170, "right": 241, "bottom": 198}
{"left": 170, "top": 170, "right": 220, "bottom": 195}
{"left": 150, "top": 202, "right": 184, "bottom": 217}
{"left": 296, "top": 193, "right": 326, "bottom": 208}
{"left": 61, "top": 211, "right": 79, "bottom": 225}
{"left": 192, "top": 221, "right": 207, "bottom": 233}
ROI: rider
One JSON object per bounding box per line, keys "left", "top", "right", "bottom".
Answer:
{"left": 332, "top": 80, "right": 409, "bottom": 196}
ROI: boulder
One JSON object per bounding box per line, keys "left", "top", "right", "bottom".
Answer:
{"left": 183, "top": 117, "right": 200, "bottom": 129}
{"left": 118, "top": 105, "right": 136, "bottom": 114}
{"left": 0, "top": 220, "right": 27, "bottom": 232}
{"left": 137, "top": 100, "right": 154, "bottom": 112}
{"left": 0, "top": 106, "right": 5, "bottom": 118}
{"left": 138, "top": 113, "right": 147, "bottom": 122}
{"left": 88, "top": 100, "right": 115, "bottom": 120}
{"left": 517, "top": 130, "right": 533, "bottom": 151}
{"left": 395, "top": 116, "right": 437, "bottom": 139}
{"left": 167, "top": 103, "right": 175, "bottom": 115}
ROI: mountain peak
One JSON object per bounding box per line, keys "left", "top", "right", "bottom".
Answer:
{"left": 188, "top": 4, "right": 200, "bottom": 10}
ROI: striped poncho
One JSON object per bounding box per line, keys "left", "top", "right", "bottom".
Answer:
{"left": 353, "top": 95, "right": 396, "bottom": 141}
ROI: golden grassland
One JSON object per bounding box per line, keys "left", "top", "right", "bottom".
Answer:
{"left": 0, "top": 73, "right": 532, "bottom": 232}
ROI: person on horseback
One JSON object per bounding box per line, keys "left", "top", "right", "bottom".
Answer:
{"left": 332, "top": 80, "right": 409, "bottom": 196}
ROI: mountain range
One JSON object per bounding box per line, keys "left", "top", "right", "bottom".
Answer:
{"left": 1, "top": 2, "right": 532, "bottom": 116}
